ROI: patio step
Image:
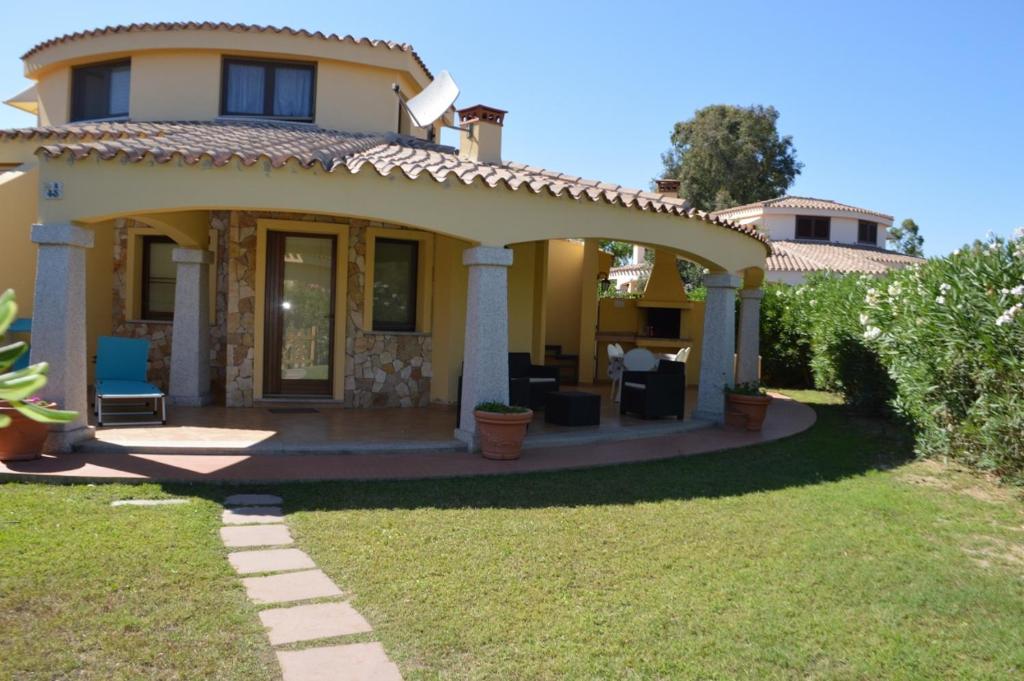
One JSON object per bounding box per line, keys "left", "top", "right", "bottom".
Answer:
{"left": 74, "top": 438, "right": 466, "bottom": 456}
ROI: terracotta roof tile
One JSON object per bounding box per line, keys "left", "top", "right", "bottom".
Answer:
{"left": 21, "top": 22, "right": 432, "bottom": 80}
{"left": 0, "top": 120, "right": 768, "bottom": 249}
{"left": 711, "top": 196, "right": 893, "bottom": 221}
{"left": 767, "top": 240, "right": 924, "bottom": 274}
{"left": 610, "top": 240, "right": 923, "bottom": 278}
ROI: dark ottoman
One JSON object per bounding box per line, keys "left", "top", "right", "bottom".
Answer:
{"left": 545, "top": 391, "right": 601, "bottom": 426}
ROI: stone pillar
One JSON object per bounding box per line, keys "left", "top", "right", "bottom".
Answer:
{"left": 576, "top": 238, "right": 600, "bottom": 384}
{"left": 693, "top": 272, "right": 741, "bottom": 424}
{"left": 736, "top": 288, "right": 764, "bottom": 385}
{"left": 456, "top": 246, "right": 514, "bottom": 449}
{"left": 169, "top": 247, "right": 213, "bottom": 405}
{"left": 29, "top": 223, "right": 94, "bottom": 450}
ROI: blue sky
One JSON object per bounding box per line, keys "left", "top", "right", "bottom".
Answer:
{"left": 1, "top": 0, "right": 1021, "bottom": 255}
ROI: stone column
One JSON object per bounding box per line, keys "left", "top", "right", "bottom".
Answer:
{"left": 169, "top": 247, "right": 213, "bottom": 405}
{"left": 736, "top": 288, "right": 764, "bottom": 385}
{"left": 456, "top": 246, "right": 514, "bottom": 449}
{"left": 29, "top": 223, "right": 94, "bottom": 450}
{"left": 693, "top": 272, "right": 741, "bottom": 424}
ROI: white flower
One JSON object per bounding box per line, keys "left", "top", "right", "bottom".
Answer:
{"left": 939, "top": 283, "right": 952, "bottom": 294}
{"left": 952, "top": 249, "right": 961, "bottom": 256}
{"left": 809, "top": 299, "right": 817, "bottom": 306}
{"left": 935, "top": 295, "right": 946, "bottom": 305}
{"left": 865, "top": 288, "right": 880, "bottom": 305}
{"left": 1011, "top": 285, "right": 1024, "bottom": 296}
{"left": 859, "top": 313, "right": 870, "bottom": 326}
{"left": 996, "top": 303, "right": 1023, "bottom": 326}
{"left": 1014, "top": 226, "right": 1024, "bottom": 240}
{"left": 863, "top": 326, "right": 882, "bottom": 341}
{"left": 888, "top": 282, "right": 902, "bottom": 297}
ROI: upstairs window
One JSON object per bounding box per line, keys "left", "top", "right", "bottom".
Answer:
{"left": 858, "top": 220, "right": 879, "bottom": 245}
{"left": 221, "top": 58, "right": 315, "bottom": 121}
{"left": 796, "top": 215, "right": 830, "bottom": 240}
{"left": 71, "top": 60, "right": 130, "bottom": 121}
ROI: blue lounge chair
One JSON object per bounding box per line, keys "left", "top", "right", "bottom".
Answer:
{"left": 94, "top": 336, "right": 166, "bottom": 427}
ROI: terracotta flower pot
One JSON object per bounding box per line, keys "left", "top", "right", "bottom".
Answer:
{"left": 0, "top": 404, "right": 49, "bottom": 461}
{"left": 725, "top": 393, "right": 772, "bottom": 431}
{"left": 474, "top": 409, "right": 533, "bottom": 460}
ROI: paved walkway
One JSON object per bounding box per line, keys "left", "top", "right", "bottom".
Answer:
{"left": 0, "top": 394, "right": 815, "bottom": 483}
{"left": 221, "top": 493, "right": 402, "bottom": 681}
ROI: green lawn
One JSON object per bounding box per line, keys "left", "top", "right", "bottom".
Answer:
{"left": 2, "top": 392, "right": 1023, "bottom": 679}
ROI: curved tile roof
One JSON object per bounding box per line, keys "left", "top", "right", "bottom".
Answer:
{"left": 711, "top": 196, "right": 893, "bottom": 221}
{"left": 0, "top": 120, "right": 769, "bottom": 249}
{"left": 767, "top": 240, "right": 923, "bottom": 273}
{"left": 21, "top": 22, "right": 432, "bottom": 79}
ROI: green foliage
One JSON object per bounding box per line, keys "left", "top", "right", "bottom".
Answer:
{"left": 759, "top": 232, "right": 1024, "bottom": 482}
{"left": 599, "top": 240, "right": 633, "bottom": 266}
{"left": 888, "top": 218, "right": 925, "bottom": 257}
{"left": 760, "top": 283, "right": 813, "bottom": 387}
{"left": 475, "top": 401, "right": 530, "bottom": 414}
{"left": 660, "top": 104, "right": 802, "bottom": 211}
{"left": 863, "top": 236, "right": 1024, "bottom": 482}
{"left": 0, "top": 289, "right": 78, "bottom": 428}
{"left": 726, "top": 381, "right": 766, "bottom": 396}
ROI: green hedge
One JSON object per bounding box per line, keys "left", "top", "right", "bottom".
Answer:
{"left": 760, "top": 234, "right": 1024, "bottom": 483}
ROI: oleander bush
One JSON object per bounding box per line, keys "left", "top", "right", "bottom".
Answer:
{"left": 862, "top": 235, "right": 1024, "bottom": 482}
{"left": 759, "top": 232, "right": 1024, "bottom": 482}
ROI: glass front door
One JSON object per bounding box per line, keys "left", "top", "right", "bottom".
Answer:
{"left": 263, "top": 232, "right": 337, "bottom": 396}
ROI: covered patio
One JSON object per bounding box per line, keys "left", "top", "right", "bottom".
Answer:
{"left": 6, "top": 118, "right": 771, "bottom": 456}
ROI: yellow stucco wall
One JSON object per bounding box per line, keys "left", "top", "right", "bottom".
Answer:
{"left": 0, "top": 166, "right": 40, "bottom": 317}
{"left": 23, "top": 30, "right": 433, "bottom": 136}
{"left": 544, "top": 240, "right": 583, "bottom": 355}
{"left": 428, "top": 234, "right": 469, "bottom": 404}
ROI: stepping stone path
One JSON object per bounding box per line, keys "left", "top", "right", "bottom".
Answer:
{"left": 219, "top": 493, "right": 402, "bottom": 681}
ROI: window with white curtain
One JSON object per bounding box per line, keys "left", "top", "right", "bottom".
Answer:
{"left": 221, "top": 58, "right": 315, "bottom": 121}
{"left": 71, "top": 60, "right": 131, "bottom": 121}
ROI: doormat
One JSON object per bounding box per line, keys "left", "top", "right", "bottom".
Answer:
{"left": 267, "top": 408, "right": 320, "bottom": 414}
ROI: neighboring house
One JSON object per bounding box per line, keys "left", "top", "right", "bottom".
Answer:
{"left": 711, "top": 196, "right": 923, "bottom": 284}
{"left": 611, "top": 196, "right": 923, "bottom": 288}
{"left": 0, "top": 22, "right": 769, "bottom": 450}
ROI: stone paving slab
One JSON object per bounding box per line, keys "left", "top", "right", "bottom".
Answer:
{"left": 111, "top": 499, "right": 189, "bottom": 507}
{"left": 276, "top": 642, "right": 402, "bottom": 681}
{"left": 224, "top": 493, "right": 284, "bottom": 506}
{"left": 222, "top": 506, "right": 285, "bottom": 525}
{"left": 243, "top": 569, "right": 342, "bottom": 604}
{"left": 259, "top": 601, "right": 373, "bottom": 645}
{"left": 228, "top": 548, "right": 317, "bottom": 575}
{"left": 220, "top": 524, "right": 293, "bottom": 548}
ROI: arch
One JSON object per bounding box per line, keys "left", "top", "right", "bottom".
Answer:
{"left": 40, "top": 155, "right": 768, "bottom": 276}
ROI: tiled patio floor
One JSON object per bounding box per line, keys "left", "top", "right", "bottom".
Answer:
{"left": 0, "top": 393, "right": 816, "bottom": 483}
{"left": 82, "top": 385, "right": 699, "bottom": 454}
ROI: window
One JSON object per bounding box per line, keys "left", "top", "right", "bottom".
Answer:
{"left": 372, "top": 239, "right": 419, "bottom": 332}
{"left": 221, "top": 58, "right": 316, "bottom": 121}
{"left": 858, "top": 220, "right": 879, "bottom": 245}
{"left": 141, "top": 236, "right": 176, "bottom": 320}
{"left": 796, "top": 215, "right": 831, "bottom": 240}
{"left": 71, "top": 60, "right": 130, "bottom": 121}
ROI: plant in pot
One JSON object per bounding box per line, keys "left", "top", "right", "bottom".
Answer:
{"left": 0, "top": 289, "right": 78, "bottom": 461}
{"left": 474, "top": 401, "right": 533, "bottom": 460}
{"left": 724, "top": 381, "right": 772, "bottom": 431}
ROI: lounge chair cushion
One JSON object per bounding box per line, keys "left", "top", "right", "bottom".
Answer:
{"left": 96, "top": 379, "right": 164, "bottom": 397}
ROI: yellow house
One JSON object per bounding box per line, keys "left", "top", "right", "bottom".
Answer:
{"left": 0, "top": 22, "right": 769, "bottom": 451}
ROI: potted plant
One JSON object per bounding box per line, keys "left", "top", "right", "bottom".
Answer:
{"left": 724, "top": 381, "right": 772, "bottom": 431}
{"left": 474, "top": 401, "right": 533, "bottom": 460}
{"left": 0, "top": 289, "right": 78, "bottom": 461}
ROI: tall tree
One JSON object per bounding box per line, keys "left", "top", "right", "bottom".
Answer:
{"left": 660, "top": 105, "right": 802, "bottom": 211}
{"left": 887, "top": 218, "right": 925, "bottom": 257}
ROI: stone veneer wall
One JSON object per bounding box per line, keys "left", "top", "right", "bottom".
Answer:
{"left": 222, "top": 212, "right": 432, "bottom": 408}
{"left": 345, "top": 222, "right": 432, "bottom": 408}
{"left": 112, "top": 218, "right": 228, "bottom": 400}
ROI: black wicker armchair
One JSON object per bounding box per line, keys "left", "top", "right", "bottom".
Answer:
{"left": 620, "top": 359, "right": 686, "bottom": 420}
{"left": 508, "top": 352, "right": 560, "bottom": 410}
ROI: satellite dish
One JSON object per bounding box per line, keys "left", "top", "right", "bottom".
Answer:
{"left": 403, "top": 70, "right": 459, "bottom": 129}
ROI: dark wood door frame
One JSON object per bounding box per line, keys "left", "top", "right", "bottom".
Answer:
{"left": 262, "top": 231, "right": 337, "bottom": 397}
